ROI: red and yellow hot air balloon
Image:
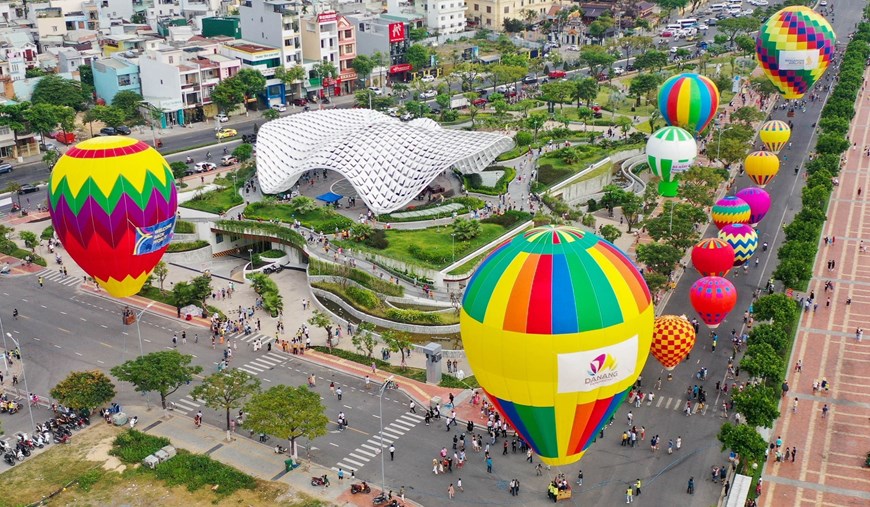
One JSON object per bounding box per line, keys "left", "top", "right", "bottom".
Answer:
{"left": 759, "top": 120, "right": 791, "bottom": 153}
{"left": 745, "top": 151, "right": 780, "bottom": 188}
{"left": 691, "top": 238, "right": 735, "bottom": 277}
{"left": 48, "top": 137, "right": 178, "bottom": 298}
{"left": 689, "top": 276, "right": 737, "bottom": 329}
{"left": 651, "top": 315, "right": 697, "bottom": 370}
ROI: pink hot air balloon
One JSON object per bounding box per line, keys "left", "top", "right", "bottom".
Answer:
{"left": 689, "top": 276, "right": 737, "bottom": 329}
{"left": 735, "top": 187, "right": 771, "bottom": 227}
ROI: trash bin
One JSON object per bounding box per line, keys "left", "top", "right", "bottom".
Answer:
{"left": 112, "top": 412, "right": 129, "bottom": 426}
{"left": 284, "top": 459, "right": 295, "bottom": 472}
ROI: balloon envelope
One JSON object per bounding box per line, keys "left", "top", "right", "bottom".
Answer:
{"left": 658, "top": 73, "right": 721, "bottom": 135}
{"left": 651, "top": 315, "right": 697, "bottom": 371}
{"left": 745, "top": 151, "right": 780, "bottom": 188}
{"left": 461, "top": 225, "right": 653, "bottom": 466}
{"left": 718, "top": 223, "right": 758, "bottom": 266}
{"left": 48, "top": 137, "right": 178, "bottom": 297}
{"left": 689, "top": 276, "right": 737, "bottom": 329}
{"left": 646, "top": 126, "right": 697, "bottom": 197}
{"left": 711, "top": 196, "right": 751, "bottom": 230}
{"left": 691, "top": 238, "right": 735, "bottom": 277}
{"left": 759, "top": 120, "right": 791, "bottom": 153}
{"left": 756, "top": 6, "right": 836, "bottom": 99}
{"left": 736, "top": 187, "right": 772, "bottom": 226}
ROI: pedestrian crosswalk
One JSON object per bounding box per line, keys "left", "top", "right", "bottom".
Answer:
{"left": 224, "top": 331, "right": 274, "bottom": 346}
{"left": 332, "top": 412, "right": 425, "bottom": 473}
{"left": 235, "top": 351, "right": 286, "bottom": 376}
{"left": 34, "top": 268, "right": 80, "bottom": 287}
{"left": 170, "top": 395, "right": 202, "bottom": 414}
{"left": 629, "top": 393, "right": 713, "bottom": 417}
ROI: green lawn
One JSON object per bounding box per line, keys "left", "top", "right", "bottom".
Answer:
{"left": 536, "top": 147, "right": 607, "bottom": 187}
{"left": 179, "top": 187, "right": 242, "bottom": 214}
{"left": 447, "top": 250, "right": 490, "bottom": 275}
{"left": 496, "top": 144, "right": 530, "bottom": 161}
{"left": 243, "top": 201, "right": 354, "bottom": 232}
{"left": 338, "top": 223, "right": 511, "bottom": 270}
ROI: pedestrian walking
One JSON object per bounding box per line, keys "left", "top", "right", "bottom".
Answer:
{"left": 338, "top": 468, "right": 344, "bottom": 481}
{"left": 389, "top": 444, "right": 395, "bottom": 461}
{"left": 448, "top": 483, "right": 455, "bottom": 499}
{"left": 792, "top": 397, "right": 798, "bottom": 413}
{"left": 172, "top": 333, "right": 178, "bottom": 347}
{"left": 626, "top": 485, "right": 633, "bottom": 503}
{"left": 182, "top": 331, "right": 187, "bottom": 345}
{"left": 687, "top": 477, "right": 695, "bottom": 494}
{"left": 627, "top": 411, "right": 633, "bottom": 426}
{"left": 822, "top": 404, "right": 829, "bottom": 417}
{"left": 577, "top": 470, "right": 583, "bottom": 486}
{"left": 635, "top": 478, "right": 642, "bottom": 496}
{"left": 486, "top": 456, "right": 493, "bottom": 473}
{"left": 409, "top": 400, "right": 416, "bottom": 413}
{"left": 336, "top": 387, "right": 342, "bottom": 400}
{"left": 38, "top": 276, "right": 44, "bottom": 287}
{"left": 457, "top": 478, "right": 463, "bottom": 492}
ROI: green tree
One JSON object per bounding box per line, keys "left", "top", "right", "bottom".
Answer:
{"left": 84, "top": 105, "right": 126, "bottom": 135}
{"left": 717, "top": 16, "right": 760, "bottom": 47}
{"left": 773, "top": 258, "right": 813, "bottom": 290}
{"left": 262, "top": 108, "right": 280, "bottom": 121}
{"left": 211, "top": 78, "right": 245, "bottom": 114}
{"left": 381, "top": 329, "right": 412, "bottom": 367}
{"left": 170, "top": 274, "right": 212, "bottom": 310}
{"left": 644, "top": 201, "right": 707, "bottom": 250}
{"left": 572, "top": 77, "right": 599, "bottom": 108}
{"left": 308, "top": 309, "right": 335, "bottom": 349}
{"left": 706, "top": 133, "right": 749, "bottom": 169}
{"left": 452, "top": 217, "right": 481, "bottom": 241}
{"left": 235, "top": 68, "right": 267, "bottom": 105}
{"left": 50, "top": 370, "right": 116, "bottom": 414}
{"left": 620, "top": 193, "right": 644, "bottom": 232}
{"left": 409, "top": 27, "right": 428, "bottom": 41}
{"left": 274, "top": 65, "right": 306, "bottom": 99}
{"left": 31, "top": 75, "right": 88, "bottom": 111}
{"left": 169, "top": 161, "right": 187, "bottom": 181}
{"left": 525, "top": 112, "right": 547, "bottom": 142}
{"left": 111, "top": 90, "right": 144, "bottom": 121}
{"left": 452, "top": 62, "right": 485, "bottom": 92}
{"left": 0, "top": 102, "right": 32, "bottom": 145}
{"left": 243, "top": 385, "right": 328, "bottom": 457}
{"left": 629, "top": 74, "right": 662, "bottom": 107}
{"left": 801, "top": 185, "right": 829, "bottom": 210}
{"left": 633, "top": 51, "right": 669, "bottom": 72}
{"left": 110, "top": 351, "right": 203, "bottom": 409}
{"left": 43, "top": 150, "right": 60, "bottom": 169}
{"left": 599, "top": 224, "right": 622, "bottom": 243}
{"left": 406, "top": 44, "right": 432, "bottom": 71}
{"left": 740, "top": 342, "right": 785, "bottom": 382}
{"left": 435, "top": 93, "right": 451, "bottom": 121}
{"left": 643, "top": 271, "right": 669, "bottom": 294}
{"left": 78, "top": 64, "right": 94, "bottom": 87}
{"left": 735, "top": 34, "right": 756, "bottom": 56}
{"left": 654, "top": 0, "right": 690, "bottom": 20}
{"left": 351, "top": 321, "right": 378, "bottom": 358}
{"left": 731, "top": 384, "right": 780, "bottom": 428}
{"left": 717, "top": 423, "right": 768, "bottom": 471}
{"left": 749, "top": 323, "right": 789, "bottom": 356}
{"left": 191, "top": 369, "right": 261, "bottom": 430}
{"left": 350, "top": 55, "right": 376, "bottom": 86}
{"left": 815, "top": 133, "right": 850, "bottom": 155}
{"left": 753, "top": 293, "right": 798, "bottom": 325}
{"left": 730, "top": 106, "right": 766, "bottom": 125}
{"left": 636, "top": 243, "right": 683, "bottom": 275}
{"left": 503, "top": 18, "right": 525, "bottom": 33}
{"left": 540, "top": 81, "right": 574, "bottom": 109}
{"left": 152, "top": 260, "right": 169, "bottom": 293}
{"left": 19, "top": 230, "right": 38, "bottom": 250}
{"left": 232, "top": 143, "right": 254, "bottom": 163}
{"left": 616, "top": 35, "right": 654, "bottom": 62}
{"left": 587, "top": 18, "right": 613, "bottom": 42}
{"left": 23, "top": 103, "right": 64, "bottom": 141}
{"left": 578, "top": 46, "right": 617, "bottom": 77}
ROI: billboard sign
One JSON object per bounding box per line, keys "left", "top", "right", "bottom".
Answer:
{"left": 389, "top": 63, "right": 412, "bottom": 74}
{"left": 389, "top": 22, "right": 405, "bottom": 43}
{"left": 318, "top": 11, "right": 337, "bottom": 23}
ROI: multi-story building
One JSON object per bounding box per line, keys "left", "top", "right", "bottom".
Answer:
{"left": 35, "top": 7, "right": 68, "bottom": 41}
{"left": 387, "top": 0, "right": 466, "bottom": 35}
{"left": 180, "top": 0, "right": 222, "bottom": 31}
{"left": 219, "top": 39, "right": 285, "bottom": 106}
{"left": 0, "top": 30, "right": 39, "bottom": 74}
{"left": 301, "top": 10, "right": 340, "bottom": 97}
{"left": 336, "top": 13, "right": 357, "bottom": 95}
{"left": 346, "top": 12, "right": 411, "bottom": 84}
{"left": 238, "top": 0, "right": 305, "bottom": 101}
{"left": 465, "top": 0, "right": 555, "bottom": 30}
{"left": 92, "top": 52, "right": 141, "bottom": 104}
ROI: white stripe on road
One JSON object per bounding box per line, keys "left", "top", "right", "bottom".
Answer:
{"left": 354, "top": 448, "right": 376, "bottom": 458}
{"left": 360, "top": 444, "right": 380, "bottom": 453}
{"left": 237, "top": 366, "right": 260, "bottom": 376}
{"left": 339, "top": 457, "right": 366, "bottom": 468}
{"left": 348, "top": 453, "right": 370, "bottom": 462}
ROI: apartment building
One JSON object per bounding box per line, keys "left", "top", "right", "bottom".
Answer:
{"left": 219, "top": 39, "right": 285, "bottom": 105}
{"left": 465, "top": 0, "right": 555, "bottom": 30}
{"left": 300, "top": 10, "right": 340, "bottom": 97}
{"left": 336, "top": 13, "right": 357, "bottom": 95}
{"left": 387, "top": 0, "right": 466, "bottom": 35}
{"left": 92, "top": 52, "right": 141, "bottom": 104}
{"left": 238, "top": 0, "right": 304, "bottom": 101}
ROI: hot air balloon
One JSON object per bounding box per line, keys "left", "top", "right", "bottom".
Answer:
{"left": 657, "top": 73, "right": 721, "bottom": 135}
{"left": 756, "top": 6, "right": 836, "bottom": 99}
{"left": 711, "top": 196, "right": 751, "bottom": 230}
{"left": 650, "top": 315, "right": 697, "bottom": 370}
{"left": 646, "top": 126, "right": 697, "bottom": 197}
{"left": 689, "top": 276, "right": 737, "bottom": 329}
{"left": 48, "top": 137, "right": 178, "bottom": 298}
{"left": 718, "top": 223, "right": 758, "bottom": 266}
{"left": 736, "top": 187, "right": 772, "bottom": 227}
{"left": 759, "top": 120, "right": 791, "bottom": 153}
{"left": 744, "top": 151, "right": 780, "bottom": 188}
{"left": 691, "top": 238, "right": 735, "bottom": 277}
{"left": 460, "top": 225, "right": 653, "bottom": 466}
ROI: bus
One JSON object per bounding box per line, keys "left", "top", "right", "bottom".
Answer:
{"left": 677, "top": 18, "right": 698, "bottom": 28}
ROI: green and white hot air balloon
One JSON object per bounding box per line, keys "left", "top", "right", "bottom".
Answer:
{"left": 646, "top": 126, "right": 697, "bottom": 197}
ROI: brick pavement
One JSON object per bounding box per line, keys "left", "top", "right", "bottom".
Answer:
{"left": 759, "top": 69, "right": 870, "bottom": 506}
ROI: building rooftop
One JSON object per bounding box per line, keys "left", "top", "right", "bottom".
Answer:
{"left": 223, "top": 40, "right": 278, "bottom": 53}
{"left": 96, "top": 57, "right": 138, "bottom": 70}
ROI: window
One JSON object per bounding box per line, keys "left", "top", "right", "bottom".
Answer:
{"left": 474, "top": 4, "right": 478, "bottom": 11}
{"left": 118, "top": 74, "right": 131, "bottom": 86}
{"left": 169, "top": 56, "right": 174, "bottom": 63}
{"left": 504, "top": 6, "right": 509, "bottom": 13}
{"left": 486, "top": 6, "right": 491, "bottom": 13}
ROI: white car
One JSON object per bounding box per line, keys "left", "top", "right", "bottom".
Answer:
{"left": 741, "top": 9, "right": 754, "bottom": 16}
{"left": 420, "top": 75, "right": 435, "bottom": 83}
{"left": 697, "top": 23, "right": 709, "bottom": 30}
{"left": 419, "top": 89, "right": 437, "bottom": 99}
{"left": 819, "top": 0, "right": 827, "bottom": 4}
{"left": 216, "top": 113, "right": 228, "bottom": 122}
{"left": 271, "top": 103, "right": 286, "bottom": 112}
{"left": 670, "top": 46, "right": 679, "bottom": 54}
{"left": 386, "top": 107, "right": 400, "bottom": 117}
{"left": 611, "top": 66, "right": 625, "bottom": 75}
{"left": 368, "top": 86, "right": 383, "bottom": 95}
{"left": 194, "top": 162, "right": 217, "bottom": 173}
{"left": 567, "top": 45, "right": 580, "bottom": 51}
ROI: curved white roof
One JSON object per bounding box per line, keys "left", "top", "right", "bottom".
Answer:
{"left": 255, "top": 109, "right": 514, "bottom": 214}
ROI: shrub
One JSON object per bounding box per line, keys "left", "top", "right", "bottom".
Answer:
{"left": 110, "top": 430, "right": 171, "bottom": 464}
{"left": 259, "top": 249, "right": 286, "bottom": 258}
{"left": 174, "top": 220, "right": 195, "bottom": 234}
{"left": 40, "top": 225, "right": 54, "bottom": 240}
{"left": 364, "top": 229, "right": 389, "bottom": 249}
{"left": 153, "top": 450, "right": 256, "bottom": 496}
{"left": 464, "top": 166, "right": 516, "bottom": 195}
{"left": 407, "top": 244, "right": 451, "bottom": 265}
{"left": 345, "top": 285, "right": 381, "bottom": 309}
{"left": 515, "top": 130, "right": 533, "bottom": 146}
{"left": 481, "top": 210, "right": 532, "bottom": 227}
{"left": 384, "top": 308, "right": 441, "bottom": 324}
{"left": 166, "top": 240, "right": 209, "bottom": 252}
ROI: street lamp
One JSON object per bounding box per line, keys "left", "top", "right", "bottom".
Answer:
{"left": 248, "top": 248, "right": 254, "bottom": 269}
{"left": 0, "top": 313, "right": 8, "bottom": 377}
{"left": 5, "top": 332, "right": 36, "bottom": 432}
{"left": 451, "top": 234, "right": 455, "bottom": 264}
{"left": 378, "top": 375, "right": 395, "bottom": 498}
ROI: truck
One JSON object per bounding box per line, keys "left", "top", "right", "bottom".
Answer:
{"left": 449, "top": 95, "right": 469, "bottom": 109}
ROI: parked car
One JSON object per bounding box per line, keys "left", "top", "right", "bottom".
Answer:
{"left": 419, "top": 89, "right": 437, "bottom": 99}
{"left": 611, "top": 66, "right": 625, "bottom": 75}
{"left": 0, "top": 161, "right": 12, "bottom": 174}
{"left": 242, "top": 134, "right": 257, "bottom": 144}
{"left": 567, "top": 45, "right": 580, "bottom": 51}
{"left": 472, "top": 98, "right": 487, "bottom": 107}
{"left": 194, "top": 162, "right": 217, "bottom": 172}
{"left": 39, "top": 142, "right": 58, "bottom": 152}
{"left": 114, "top": 125, "right": 131, "bottom": 135}
{"left": 216, "top": 113, "right": 229, "bottom": 122}
{"left": 400, "top": 112, "right": 413, "bottom": 121}
{"left": 18, "top": 184, "right": 40, "bottom": 195}
{"left": 99, "top": 127, "right": 116, "bottom": 136}
{"left": 368, "top": 86, "right": 383, "bottom": 95}
{"left": 660, "top": 30, "right": 674, "bottom": 37}
{"left": 522, "top": 74, "right": 538, "bottom": 85}
{"left": 216, "top": 128, "right": 237, "bottom": 139}
{"left": 53, "top": 131, "right": 76, "bottom": 145}
{"left": 420, "top": 75, "right": 435, "bottom": 83}
{"left": 220, "top": 155, "right": 238, "bottom": 166}
{"left": 272, "top": 103, "right": 287, "bottom": 112}
{"left": 292, "top": 98, "right": 308, "bottom": 106}
{"left": 548, "top": 70, "right": 567, "bottom": 79}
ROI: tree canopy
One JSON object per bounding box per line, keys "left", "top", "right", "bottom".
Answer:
{"left": 191, "top": 369, "right": 261, "bottom": 430}
{"left": 244, "top": 385, "right": 328, "bottom": 455}
{"left": 50, "top": 370, "right": 116, "bottom": 413}
{"left": 110, "top": 350, "right": 203, "bottom": 409}
{"left": 32, "top": 75, "right": 89, "bottom": 111}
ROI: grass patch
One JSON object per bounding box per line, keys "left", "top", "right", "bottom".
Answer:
{"left": 175, "top": 220, "right": 196, "bottom": 234}
{"left": 313, "top": 281, "right": 458, "bottom": 325}
{"left": 447, "top": 251, "right": 489, "bottom": 275}
{"left": 495, "top": 144, "right": 530, "bottom": 161}
{"left": 309, "top": 258, "right": 404, "bottom": 296}
{"left": 0, "top": 241, "right": 47, "bottom": 266}
{"left": 40, "top": 225, "right": 54, "bottom": 240}
{"left": 110, "top": 430, "right": 170, "bottom": 464}
{"left": 244, "top": 201, "right": 353, "bottom": 232}
{"left": 259, "top": 248, "right": 286, "bottom": 258}
{"left": 463, "top": 166, "right": 516, "bottom": 195}
{"left": 166, "top": 239, "right": 209, "bottom": 252}
{"left": 536, "top": 146, "right": 608, "bottom": 187}
{"left": 138, "top": 284, "right": 175, "bottom": 306}
{"left": 378, "top": 197, "right": 486, "bottom": 223}
{"left": 180, "top": 186, "right": 243, "bottom": 214}
{"left": 152, "top": 450, "right": 257, "bottom": 497}
{"left": 213, "top": 220, "right": 306, "bottom": 249}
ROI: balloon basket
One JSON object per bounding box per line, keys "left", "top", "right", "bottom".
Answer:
{"left": 658, "top": 180, "right": 679, "bottom": 198}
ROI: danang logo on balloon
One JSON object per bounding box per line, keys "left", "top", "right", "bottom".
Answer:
{"left": 777, "top": 50, "right": 819, "bottom": 71}
{"left": 557, "top": 336, "right": 639, "bottom": 393}
{"left": 586, "top": 353, "right": 618, "bottom": 384}
{"left": 133, "top": 215, "right": 176, "bottom": 255}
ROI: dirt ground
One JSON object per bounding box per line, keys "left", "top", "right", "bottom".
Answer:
{"left": 0, "top": 423, "right": 326, "bottom": 507}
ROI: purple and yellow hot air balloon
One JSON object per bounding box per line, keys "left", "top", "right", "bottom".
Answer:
{"left": 756, "top": 6, "right": 836, "bottom": 99}
{"left": 711, "top": 196, "right": 751, "bottom": 230}
{"left": 48, "top": 137, "right": 178, "bottom": 298}
{"left": 736, "top": 187, "right": 772, "bottom": 227}
{"left": 461, "top": 225, "right": 653, "bottom": 466}
{"left": 718, "top": 223, "right": 758, "bottom": 267}
{"left": 657, "top": 73, "right": 721, "bottom": 135}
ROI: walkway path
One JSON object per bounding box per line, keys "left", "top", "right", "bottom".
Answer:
{"left": 759, "top": 68, "right": 870, "bottom": 506}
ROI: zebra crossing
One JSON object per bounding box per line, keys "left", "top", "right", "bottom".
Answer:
{"left": 223, "top": 331, "right": 274, "bottom": 346}
{"left": 332, "top": 412, "right": 425, "bottom": 473}
{"left": 234, "top": 351, "right": 286, "bottom": 376}
{"left": 34, "top": 268, "right": 80, "bottom": 287}
{"left": 631, "top": 393, "right": 713, "bottom": 417}
{"left": 170, "top": 394, "right": 202, "bottom": 414}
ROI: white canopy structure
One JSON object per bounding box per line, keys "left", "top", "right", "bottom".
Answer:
{"left": 255, "top": 109, "right": 514, "bottom": 214}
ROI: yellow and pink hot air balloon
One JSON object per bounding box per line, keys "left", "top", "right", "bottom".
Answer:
{"left": 461, "top": 225, "right": 653, "bottom": 466}
{"left": 650, "top": 315, "right": 696, "bottom": 371}
{"left": 48, "top": 137, "right": 178, "bottom": 298}
{"left": 759, "top": 120, "right": 791, "bottom": 153}
{"left": 745, "top": 151, "right": 780, "bottom": 188}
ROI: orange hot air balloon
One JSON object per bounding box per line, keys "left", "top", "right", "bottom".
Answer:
{"left": 650, "top": 315, "right": 697, "bottom": 370}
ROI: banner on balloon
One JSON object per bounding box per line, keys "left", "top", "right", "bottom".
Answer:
{"left": 558, "top": 336, "right": 639, "bottom": 393}
{"left": 777, "top": 50, "right": 819, "bottom": 70}
{"left": 133, "top": 215, "right": 177, "bottom": 255}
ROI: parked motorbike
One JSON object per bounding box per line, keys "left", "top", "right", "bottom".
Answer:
{"left": 372, "top": 493, "right": 389, "bottom": 506}
{"left": 53, "top": 432, "right": 70, "bottom": 444}
{"left": 15, "top": 442, "right": 30, "bottom": 457}
{"left": 3, "top": 452, "right": 15, "bottom": 466}
{"left": 310, "top": 475, "right": 330, "bottom": 487}
{"left": 350, "top": 482, "right": 371, "bottom": 494}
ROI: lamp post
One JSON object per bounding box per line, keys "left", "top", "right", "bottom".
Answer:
{"left": 132, "top": 302, "right": 154, "bottom": 410}
{"left": 249, "top": 248, "right": 254, "bottom": 269}
{"left": 378, "top": 375, "right": 395, "bottom": 497}
{"left": 451, "top": 233, "right": 455, "bottom": 264}
{"left": 5, "top": 332, "right": 36, "bottom": 432}
{"left": 140, "top": 101, "right": 161, "bottom": 148}
{"left": 0, "top": 313, "right": 8, "bottom": 376}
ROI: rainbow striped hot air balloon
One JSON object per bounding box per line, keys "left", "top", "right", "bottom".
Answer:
{"left": 756, "top": 6, "right": 836, "bottom": 100}
{"left": 711, "top": 196, "right": 751, "bottom": 230}
{"left": 745, "top": 151, "right": 780, "bottom": 188}
{"left": 651, "top": 315, "right": 696, "bottom": 371}
{"left": 759, "top": 120, "right": 791, "bottom": 153}
{"left": 48, "top": 137, "right": 178, "bottom": 298}
{"left": 461, "top": 225, "right": 653, "bottom": 466}
{"left": 736, "top": 187, "right": 772, "bottom": 226}
{"left": 718, "top": 223, "right": 758, "bottom": 267}
{"left": 657, "top": 73, "right": 721, "bottom": 135}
